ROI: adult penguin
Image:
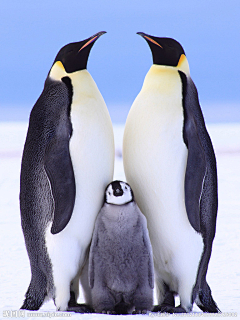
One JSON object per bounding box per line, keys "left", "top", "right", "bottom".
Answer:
{"left": 20, "top": 32, "right": 115, "bottom": 313}
{"left": 123, "top": 32, "right": 219, "bottom": 313}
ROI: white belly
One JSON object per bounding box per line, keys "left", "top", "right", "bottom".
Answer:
{"left": 123, "top": 66, "right": 203, "bottom": 300}
{"left": 68, "top": 99, "right": 114, "bottom": 250}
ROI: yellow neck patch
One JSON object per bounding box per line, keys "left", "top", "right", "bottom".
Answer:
{"left": 49, "top": 61, "right": 67, "bottom": 81}
{"left": 177, "top": 54, "right": 190, "bottom": 76}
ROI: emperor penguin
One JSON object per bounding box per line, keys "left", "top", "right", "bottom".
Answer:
{"left": 123, "top": 33, "right": 220, "bottom": 313}
{"left": 20, "top": 32, "right": 115, "bottom": 312}
{"left": 89, "top": 181, "right": 154, "bottom": 314}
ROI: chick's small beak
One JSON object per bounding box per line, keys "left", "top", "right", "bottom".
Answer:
{"left": 114, "top": 189, "right": 123, "bottom": 197}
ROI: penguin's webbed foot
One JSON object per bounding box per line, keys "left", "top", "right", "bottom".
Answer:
{"left": 152, "top": 304, "right": 170, "bottom": 313}
{"left": 132, "top": 309, "right": 148, "bottom": 314}
{"left": 157, "top": 305, "right": 187, "bottom": 314}
{"left": 153, "top": 286, "right": 176, "bottom": 313}
{"left": 67, "top": 291, "right": 94, "bottom": 313}
{"left": 101, "top": 310, "right": 116, "bottom": 314}
{"left": 67, "top": 304, "right": 94, "bottom": 313}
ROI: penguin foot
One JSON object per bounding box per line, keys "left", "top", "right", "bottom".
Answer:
{"left": 153, "top": 286, "right": 176, "bottom": 313}
{"left": 132, "top": 309, "right": 147, "bottom": 314}
{"left": 152, "top": 302, "right": 176, "bottom": 313}
{"left": 67, "top": 304, "right": 94, "bottom": 313}
{"left": 67, "top": 291, "right": 94, "bottom": 313}
{"left": 152, "top": 304, "right": 167, "bottom": 312}
{"left": 160, "top": 305, "right": 187, "bottom": 314}
{"left": 101, "top": 310, "right": 116, "bottom": 314}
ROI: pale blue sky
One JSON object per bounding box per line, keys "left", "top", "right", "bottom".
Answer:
{"left": 0, "top": 0, "right": 240, "bottom": 121}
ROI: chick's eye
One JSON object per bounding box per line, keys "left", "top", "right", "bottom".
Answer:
{"left": 108, "top": 192, "right": 111, "bottom": 195}
{"left": 125, "top": 186, "right": 127, "bottom": 190}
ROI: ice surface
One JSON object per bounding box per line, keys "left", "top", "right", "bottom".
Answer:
{"left": 0, "top": 122, "right": 239, "bottom": 319}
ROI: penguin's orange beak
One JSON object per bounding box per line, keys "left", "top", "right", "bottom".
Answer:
{"left": 79, "top": 31, "right": 106, "bottom": 52}
{"left": 137, "top": 32, "right": 163, "bottom": 49}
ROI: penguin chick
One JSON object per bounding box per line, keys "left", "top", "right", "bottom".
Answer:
{"left": 89, "top": 181, "right": 154, "bottom": 314}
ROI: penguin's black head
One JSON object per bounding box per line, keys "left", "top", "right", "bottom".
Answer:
{"left": 137, "top": 32, "right": 185, "bottom": 67}
{"left": 105, "top": 180, "right": 134, "bottom": 205}
{"left": 53, "top": 31, "right": 106, "bottom": 73}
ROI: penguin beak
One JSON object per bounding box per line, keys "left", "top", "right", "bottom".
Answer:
{"left": 79, "top": 31, "right": 107, "bottom": 52}
{"left": 114, "top": 188, "right": 123, "bottom": 197}
{"left": 137, "top": 32, "right": 163, "bottom": 49}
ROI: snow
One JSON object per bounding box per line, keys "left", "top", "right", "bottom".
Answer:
{"left": 0, "top": 121, "right": 239, "bottom": 320}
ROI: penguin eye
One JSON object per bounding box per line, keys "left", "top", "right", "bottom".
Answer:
{"left": 125, "top": 186, "right": 127, "bottom": 190}
{"left": 108, "top": 192, "right": 111, "bottom": 195}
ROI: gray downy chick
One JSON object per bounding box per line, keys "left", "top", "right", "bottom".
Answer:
{"left": 89, "top": 180, "right": 154, "bottom": 314}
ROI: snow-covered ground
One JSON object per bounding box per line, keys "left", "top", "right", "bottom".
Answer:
{"left": 0, "top": 122, "right": 239, "bottom": 319}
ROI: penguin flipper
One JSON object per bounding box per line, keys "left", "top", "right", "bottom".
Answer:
{"left": 183, "top": 117, "right": 206, "bottom": 233}
{"left": 45, "top": 134, "right": 75, "bottom": 235}
{"left": 180, "top": 72, "right": 207, "bottom": 233}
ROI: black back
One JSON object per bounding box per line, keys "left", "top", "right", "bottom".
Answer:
{"left": 179, "top": 72, "right": 219, "bottom": 312}
{"left": 20, "top": 76, "right": 75, "bottom": 235}
{"left": 179, "top": 71, "right": 218, "bottom": 241}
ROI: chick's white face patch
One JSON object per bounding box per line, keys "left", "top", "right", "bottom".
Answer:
{"left": 106, "top": 182, "right": 133, "bottom": 205}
